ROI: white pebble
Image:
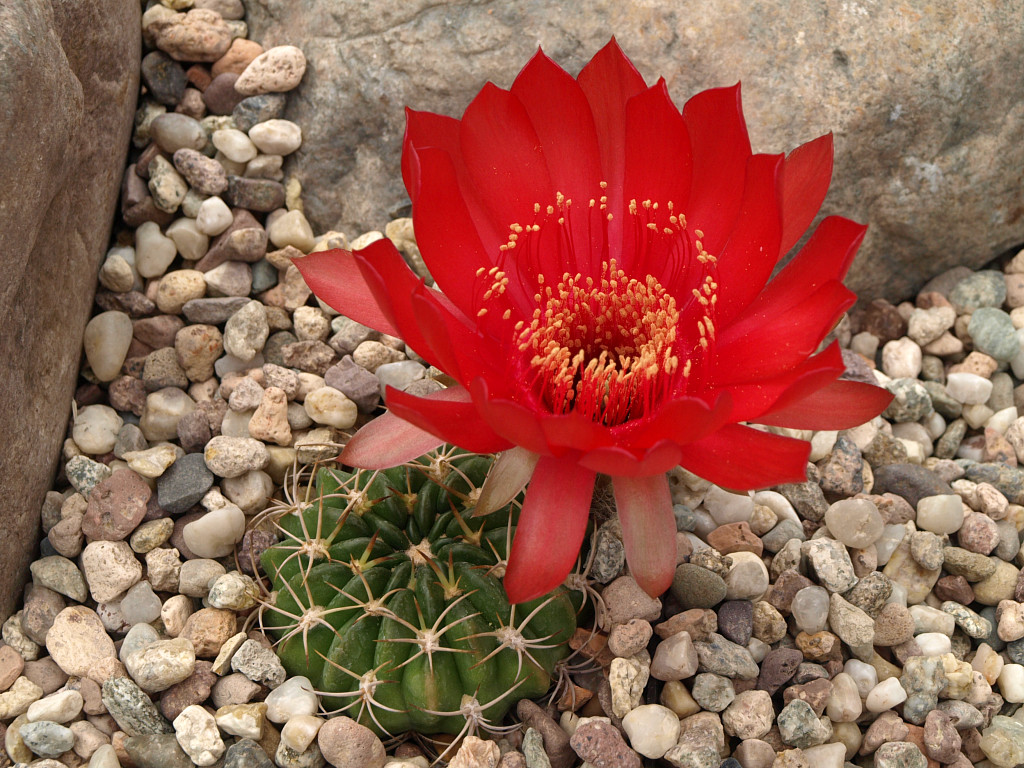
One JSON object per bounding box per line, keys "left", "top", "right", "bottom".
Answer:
{"left": 120, "top": 581, "right": 163, "bottom": 625}
{"left": 987, "top": 406, "right": 1019, "bottom": 434}
{"left": 140, "top": 388, "right": 196, "bottom": 442}
{"left": 265, "top": 675, "right": 317, "bottom": 723}
{"left": 916, "top": 494, "right": 964, "bottom": 534}
{"left": 791, "top": 586, "right": 830, "bottom": 634}
{"left": 248, "top": 119, "right": 302, "bottom": 155}
{"left": 802, "top": 742, "right": 846, "bottom": 768}
{"left": 211, "top": 128, "right": 257, "bottom": 163}
{"left": 135, "top": 220, "right": 177, "bottom": 278}
{"left": 843, "top": 659, "right": 878, "bottom": 698}
{"left": 174, "top": 705, "right": 225, "bottom": 766}
{"left": 376, "top": 360, "right": 426, "bottom": 396}
{"left": 182, "top": 503, "right": 246, "bottom": 558}
{"left": 881, "top": 337, "right": 922, "bottom": 379}
{"left": 997, "top": 664, "right": 1024, "bottom": 703}
{"left": 166, "top": 217, "right": 209, "bottom": 261}
{"left": 123, "top": 444, "right": 180, "bottom": 478}
{"left": 865, "top": 677, "right": 907, "bottom": 712}
{"left": 280, "top": 714, "right": 323, "bottom": 752}
{"left": 915, "top": 632, "right": 953, "bottom": 656}
{"left": 26, "top": 690, "right": 83, "bottom": 724}
{"left": 304, "top": 387, "right": 358, "bottom": 429}
{"left": 621, "top": 704, "right": 680, "bottom": 759}
{"left": 910, "top": 606, "right": 956, "bottom": 636}
{"left": 83, "top": 311, "right": 133, "bottom": 382}
{"left": 946, "top": 371, "right": 994, "bottom": 404}
{"left": 703, "top": 486, "right": 754, "bottom": 525}
{"left": 266, "top": 208, "right": 315, "bottom": 252}
{"left": 195, "top": 196, "right": 233, "bottom": 236}
{"left": 73, "top": 405, "right": 123, "bottom": 455}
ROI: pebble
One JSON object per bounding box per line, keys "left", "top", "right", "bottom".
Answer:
{"left": 81, "top": 540, "right": 143, "bottom": 602}
{"left": 19, "top": 720, "right": 75, "bottom": 758}
{"left": 231, "top": 638, "right": 286, "bottom": 688}
{"left": 776, "top": 699, "right": 831, "bottom": 748}
{"left": 249, "top": 118, "right": 302, "bottom": 155}
{"left": 824, "top": 497, "right": 884, "bottom": 547}
{"left": 874, "top": 742, "right": 928, "bottom": 768}
{"left": 621, "top": 704, "right": 679, "bottom": 759}
{"left": 224, "top": 738, "right": 275, "bottom": 768}
{"left": 30, "top": 556, "right": 88, "bottom": 603}
{"left": 235, "top": 44, "right": 307, "bottom": 94}
{"left": 153, "top": 8, "right": 233, "bottom": 62}
{"left": 316, "top": 715, "right": 385, "bottom": 768}
{"left": 173, "top": 704, "right": 225, "bottom": 765}
{"left": 101, "top": 676, "right": 173, "bottom": 735}
{"left": 182, "top": 502, "right": 246, "bottom": 557}
{"left": 0, "top": 677, "right": 43, "bottom": 719}
{"left": 83, "top": 310, "right": 134, "bottom": 381}
{"left": 570, "top": 720, "right": 641, "bottom": 768}
{"left": 124, "top": 733, "right": 194, "bottom": 768}
{"left": 204, "top": 434, "right": 270, "bottom": 477}
{"left": 803, "top": 538, "right": 859, "bottom": 593}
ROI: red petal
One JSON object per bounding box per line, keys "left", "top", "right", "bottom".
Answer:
{"left": 383, "top": 385, "right": 512, "bottom": 454}
{"left": 292, "top": 249, "right": 400, "bottom": 338}
{"left": 709, "top": 153, "right": 785, "bottom": 325}
{"left": 682, "top": 83, "right": 751, "bottom": 255}
{"left": 459, "top": 82, "right": 553, "bottom": 238}
{"left": 613, "top": 473, "right": 676, "bottom": 597}
{"left": 676, "top": 424, "right": 810, "bottom": 490}
{"left": 757, "top": 379, "right": 893, "bottom": 430}
{"left": 340, "top": 409, "right": 445, "bottom": 469}
{"left": 503, "top": 455, "right": 595, "bottom": 603}
{"left": 779, "top": 133, "right": 834, "bottom": 256}
{"left": 614, "top": 394, "right": 732, "bottom": 449}
{"left": 469, "top": 379, "right": 551, "bottom": 456}
{"left": 578, "top": 440, "right": 682, "bottom": 476}
{"left": 736, "top": 216, "right": 866, "bottom": 330}
{"left": 621, "top": 79, "right": 692, "bottom": 275}
{"left": 540, "top": 411, "right": 616, "bottom": 453}
{"left": 577, "top": 38, "right": 647, "bottom": 248}
{"left": 722, "top": 342, "right": 847, "bottom": 423}
{"left": 511, "top": 50, "right": 602, "bottom": 219}
{"left": 714, "top": 280, "right": 855, "bottom": 382}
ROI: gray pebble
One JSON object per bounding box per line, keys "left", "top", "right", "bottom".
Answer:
{"left": 760, "top": 519, "right": 806, "bottom": 553}
{"left": 29, "top": 556, "right": 88, "bottom": 603}
{"left": 101, "top": 676, "right": 173, "bottom": 736}
{"left": 182, "top": 296, "right": 251, "bottom": 325}
{"left": 156, "top": 452, "right": 214, "bottom": 513}
{"left": 230, "top": 639, "right": 286, "bottom": 688}
{"left": 948, "top": 269, "right": 1006, "bottom": 312}
{"left": 65, "top": 455, "right": 112, "bottom": 497}
{"left": 232, "top": 93, "right": 288, "bottom": 132}
{"left": 323, "top": 356, "right": 381, "bottom": 413}
{"left": 251, "top": 259, "right": 278, "bottom": 292}
{"left": 19, "top": 720, "right": 74, "bottom": 758}
{"left": 883, "top": 378, "right": 933, "bottom": 423}
{"left": 693, "top": 633, "right": 759, "bottom": 680}
{"left": 125, "top": 733, "right": 194, "bottom": 768}
{"left": 590, "top": 523, "right": 625, "bottom": 584}
{"left": 225, "top": 738, "right": 275, "bottom": 768}
{"left": 968, "top": 307, "right": 1019, "bottom": 361}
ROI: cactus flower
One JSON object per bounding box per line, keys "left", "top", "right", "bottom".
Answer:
{"left": 295, "top": 40, "right": 891, "bottom": 604}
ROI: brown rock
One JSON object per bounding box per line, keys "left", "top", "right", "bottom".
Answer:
{"left": 81, "top": 469, "right": 151, "bottom": 541}
{"left": 756, "top": 648, "right": 803, "bottom": 695}
{"left": 934, "top": 575, "right": 975, "bottom": 604}
{"left": 196, "top": 208, "right": 268, "bottom": 271}
{"left": 20, "top": 583, "right": 66, "bottom": 645}
{"left": 280, "top": 340, "right": 338, "bottom": 376}
{"left": 518, "top": 699, "right": 575, "bottom": 768}
{"left": 872, "top": 602, "right": 916, "bottom": 646}
{"left": 202, "top": 72, "right": 245, "bottom": 115}
{"left": 179, "top": 608, "right": 237, "bottom": 657}
{"left": 159, "top": 660, "right": 216, "bottom": 721}
{"left": 794, "top": 631, "right": 842, "bottom": 663}
{"left": 134, "top": 315, "right": 185, "bottom": 349}
{"left": 764, "top": 570, "right": 814, "bottom": 615}
{"left": 706, "top": 521, "right": 763, "bottom": 556}
{"left": 570, "top": 720, "right": 640, "bottom": 768}
{"left": 860, "top": 711, "right": 909, "bottom": 755}
{"left": 0, "top": 0, "right": 139, "bottom": 625}
{"left": 151, "top": 8, "right": 232, "bottom": 62}
{"left": 0, "top": 643, "right": 25, "bottom": 692}
{"left": 655, "top": 609, "right": 717, "bottom": 642}
{"left": 108, "top": 376, "right": 148, "bottom": 416}
{"left": 212, "top": 38, "right": 264, "bottom": 77}
{"left": 782, "top": 678, "right": 832, "bottom": 717}
{"left": 922, "top": 710, "right": 961, "bottom": 763}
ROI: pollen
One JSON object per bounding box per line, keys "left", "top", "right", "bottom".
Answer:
{"left": 516, "top": 259, "right": 681, "bottom": 426}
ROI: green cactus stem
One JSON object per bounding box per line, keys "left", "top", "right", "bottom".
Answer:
{"left": 256, "top": 447, "right": 583, "bottom": 737}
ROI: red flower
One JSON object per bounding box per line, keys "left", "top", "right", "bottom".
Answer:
{"left": 295, "top": 40, "right": 892, "bottom": 604}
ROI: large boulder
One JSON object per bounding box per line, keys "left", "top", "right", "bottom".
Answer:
{"left": 0, "top": 1, "right": 139, "bottom": 622}
{"left": 246, "top": 0, "right": 1024, "bottom": 301}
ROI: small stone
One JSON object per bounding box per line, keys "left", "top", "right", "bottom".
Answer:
{"left": 694, "top": 633, "right": 759, "bottom": 679}
{"left": 447, "top": 735, "right": 500, "bottom": 768}
{"left": 979, "top": 715, "right": 1024, "bottom": 767}
{"left": 204, "top": 435, "right": 269, "bottom": 477}
{"left": 179, "top": 607, "right": 236, "bottom": 657}
{"left": 223, "top": 299, "right": 269, "bottom": 361}
{"left": 18, "top": 720, "right": 74, "bottom": 758}
{"left": 0, "top": 677, "right": 43, "bottom": 719}
{"left": 231, "top": 639, "right": 286, "bottom": 688}
{"left": 923, "top": 709, "right": 961, "bottom": 763}
{"left": 224, "top": 738, "right": 275, "bottom": 768}
{"left": 29, "top": 556, "right": 88, "bottom": 603}
{"left": 81, "top": 540, "right": 142, "bottom": 602}
{"left": 650, "top": 631, "right": 697, "bottom": 681}
{"left": 776, "top": 699, "right": 831, "bottom": 748}
{"left": 173, "top": 704, "right": 225, "bottom": 766}
{"left": 942, "top": 600, "right": 993, "bottom": 638}
{"left": 621, "top": 704, "right": 680, "bottom": 759}
{"left": 570, "top": 720, "right": 641, "bottom": 768}
{"left": 182, "top": 502, "right": 246, "bottom": 558}
{"left": 803, "top": 538, "right": 858, "bottom": 593}
{"left": 235, "top": 45, "right": 307, "bottom": 95}
{"left": 609, "top": 654, "right": 649, "bottom": 717}
{"left": 124, "top": 733, "right": 194, "bottom": 768}
{"left": 672, "top": 564, "right": 727, "bottom": 609}
{"left": 756, "top": 648, "right": 803, "bottom": 695}
{"left": 225, "top": 175, "right": 286, "bottom": 211}
{"left": 124, "top": 638, "right": 196, "bottom": 693}
{"left": 152, "top": 8, "right": 232, "bottom": 62}
{"left": 824, "top": 498, "right": 884, "bottom": 547}
{"left": 101, "top": 676, "right": 173, "bottom": 735}
{"left": 120, "top": 581, "right": 163, "bottom": 625}
{"left": 45, "top": 606, "right": 116, "bottom": 677}
{"left": 722, "top": 689, "right": 774, "bottom": 740}
{"left": 874, "top": 742, "right": 927, "bottom": 768}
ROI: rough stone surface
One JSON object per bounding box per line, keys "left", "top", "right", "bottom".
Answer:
{"left": 247, "top": 1, "right": 1024, "bottom": 304}
{"left": 0, "top": 0, "right": 140, "bottom": 624}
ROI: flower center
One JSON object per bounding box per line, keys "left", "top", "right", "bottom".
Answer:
{"left": 516, "top": 259, "right": 681, "bottom": 426}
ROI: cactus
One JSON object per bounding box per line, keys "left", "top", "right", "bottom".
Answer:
{"left": 256, "top": 446, "right": 582, "bottom": 737}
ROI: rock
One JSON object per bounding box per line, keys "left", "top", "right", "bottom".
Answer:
{"left": 124, "top": 733, "right": 194, "bottom": 768}
{"left": 224, "top": 738, "right": 275, "bottom": 768}
{"left": 151, "top": 8, "right": 232, "bottom": 62}
{"left": 621, "top": 704, "right": 680, "bottom": 759}
{"left": 0, "top": 0, "right": 139, "bottom": 623}
{"left": 873, "top": 742, "right": 927, "bottom": 768}
{"left": 569, "top": 720, "right": 641, "bottom": 768}
{"left": 101, "top": 676, "right": 173, "bottom": 736}
{"left": 45, "top": 606, "right": 116, "bottom": 677}
{"left": 235, "top": 45, "right": 307, "bottom": 95}
{"left": 247, "top": 2, "right": 1024, "bottom": 303}
{"left": 81, "top": 540, "right": 143, "bottom": 602}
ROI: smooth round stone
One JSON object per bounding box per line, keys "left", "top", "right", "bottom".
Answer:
{"left": 135, "top": 220, "right": 178, "bottom": 278}
{"left": 120, "top": 581, "right": 163, "bottom": 625}
{"left": 375, "top": 360, "right": 426, "bottom": 396}
{"left": 141, "top": 50, "right": 186, "bottom": 106}
{"left": 791, "top": 586, "right": 830, "bottom": 634}
{"left": 221, "top": 470, "right": 273, "bottom": 514}
{"left": 150, "top": 113, "right": 206, "bottom": 153}
{"left": 916, "top": 494, "right": 964, "bottom": 534}
{"left": 248, "top": 119, "right": 301, "bottom": 155}
{"left": 826, "top": 672, "right": 862, "bottom": 722}
{"left": 212, "top": 128, "right": 257, "bottom": 163}
{"left": 195, "top": 195, "right": 233, "bottom": 235}
{"left": 865, "top": 676, "right": 908, "bottom": 712}
{"left": 182, "top": 503, "right": 246, "bottom": 558}
{"left": 672, "top": 564, "right": 727, "bottom": 609}
{"left": 997, "top": 663, "right": 1024, "bottom": 703}
{"left": 621, "top": 704, "right": 679, "bottom": 759}
{"left": 148, "top": 154, "right": 189, "bottom": 214}
{"left": 83, "top": 311, "right": 133, "bottom": 382}
{"left": 946, "top": 371, "right": 994, "bottom": 404}
{"left": 881, "top": 337, "right": 923, "bottom": 379}
{"left": 303, "top": 387, "right": 358, "bottom": 429}
{"left": 166, "top": 217, "right": 210, "bottom": 261}
{"left": 140, "top": 388, "right": 197, "bottom": 442}
{"left": 969, "top": 308, "right": 1019, "bottom": 362}
{"left": 824, "top": 498, "right": 884, "bottom": 548}
{"left": 72, "top": 405, "right": 123, "bottom": 455}
{"left": 264, "top": 676, "right": 317, "bottom": 723}
{"left": 703, "top": 486, "right": 754, "bottom": 525}
{"left": 724, "top": 551, "right": 769, "bottom": 601}
{"left": 223, "top": 300, "right": 269, "bottom": 361}
{"left": 232, "top": 93, "right": 287, "bottom": 131}
{"left": 266, "top": 208, "right": 315, "bottom": 252}
{"left": 205, "top": 261, "right": 252, "bottom": 296}
{"left": 124, "top": 637, "right": 197, "bottom": 693}
{"left": 25, "top": 690, "right": 83, "bottom": 724}
{"left": 843, "top": 659, "right": 878, "bottom": 698}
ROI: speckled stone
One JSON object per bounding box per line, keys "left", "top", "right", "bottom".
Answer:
{"left": 672, "top": 564, "right": 727, "bottom": 609}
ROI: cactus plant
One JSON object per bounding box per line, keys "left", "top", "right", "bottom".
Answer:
{"left": 256, "top": 446, "right": 583, "bottom": 736}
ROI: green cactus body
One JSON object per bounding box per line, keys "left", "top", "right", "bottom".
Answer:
{"left": 258, "top": 449, "right": 580, "bottom": 736}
